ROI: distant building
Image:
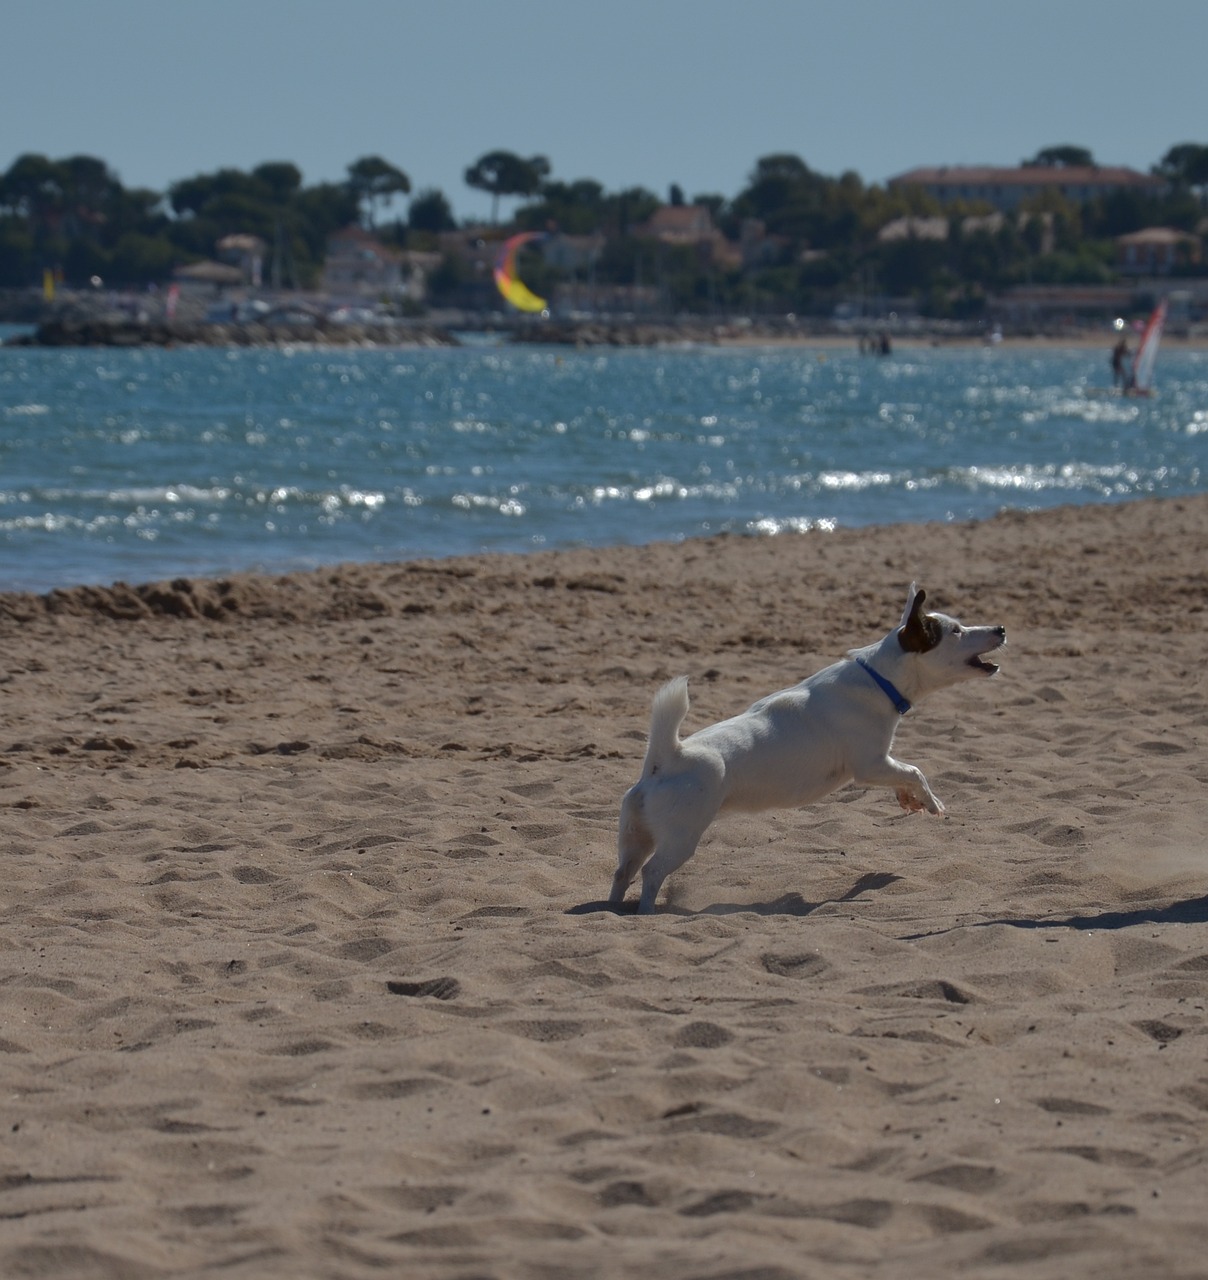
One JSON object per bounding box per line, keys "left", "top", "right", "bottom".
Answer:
{"left": 639, "top": 204, "right": 717, "bottom": 244}
{"left": 1115, "top": 227, "right": 1200, "bottom": 275}
{"left": 173, "top": 259, "right": 244, "bottom": 289}
{"left": 887, "top": 165, "right": 1162, "bottom": 211}
{"left": 876, "top": 210, "right": 1054, "bottom": 253}
{"left": 739, "top": 218, "right": 789, "bottom": 270}
{"left": 552, "top": 282, "right": 661, "bottom": 314}
{"left": 876, "top": 216, "right": 948, "bottom": 243}
{"left": 995, "top": 284, "right": 1137, "bottom": 323}
{"left": 436, "top": 229, "right": 499, "bottom": 276}
{"left": 322, "top": 226, "right": 404, "bottom": 297}
{"left": 216, "top": 234, "right": 267, "bottom": 285}
{"left": 539, "top": 231, "right": 605, "bottom": 275}
{"left": 635, "top": 204, "right": 741, "bottom": 270}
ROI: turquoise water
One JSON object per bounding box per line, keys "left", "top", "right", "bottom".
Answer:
{"left": 2, "top": 339, "right": 1206, "bottom": 592}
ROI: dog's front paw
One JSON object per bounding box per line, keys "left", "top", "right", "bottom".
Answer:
{"left": 896, "top": 787, "right": 946, "bottom": 817}
{"left": 895, "top": 787, "right": 925, "bottom": 813}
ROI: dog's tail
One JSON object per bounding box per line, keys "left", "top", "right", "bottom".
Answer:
{"left": 640, "top": 676, "right": 689, "bottom": 778}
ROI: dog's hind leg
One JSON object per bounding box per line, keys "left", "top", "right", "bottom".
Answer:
{"left": 610, "top": 788, "right": 654, "bottom": 907}
{"left": 636, "top": 826, "right": 708, "bottom": 914}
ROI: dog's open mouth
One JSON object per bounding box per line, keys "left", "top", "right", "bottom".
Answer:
{"left": 968, "top": 647, "right": 1004, "bottom": 674}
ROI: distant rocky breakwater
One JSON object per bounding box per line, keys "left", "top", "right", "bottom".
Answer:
{"left": 510, "top": 318, "right": 793, "bottom": 346}
{"left": 5, "top": 314, "right": 459, "bottom": 349}
{"left": 6, "top": 309, "right": 831, "bottom": 349}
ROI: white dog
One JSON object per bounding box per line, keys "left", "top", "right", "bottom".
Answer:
{"left": 612, "top": 585, "right": 1005, "bottom": 913}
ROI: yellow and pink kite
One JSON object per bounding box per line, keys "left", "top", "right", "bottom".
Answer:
{"left": 493, "top": 232, "right": 548, "bottom": 313}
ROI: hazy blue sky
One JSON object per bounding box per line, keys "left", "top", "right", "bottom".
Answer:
{"left": 5, "top": 0, "right": 1206, "bottom": 222}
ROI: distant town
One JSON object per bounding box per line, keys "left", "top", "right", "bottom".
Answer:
{"left": 3, "top": 143, "right": 1208, "bottom": 341}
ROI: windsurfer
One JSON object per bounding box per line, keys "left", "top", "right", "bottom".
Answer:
{"left": 1110, "top": 336, "right": 1130, "bottom": 388}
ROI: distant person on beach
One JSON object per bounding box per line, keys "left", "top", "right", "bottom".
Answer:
{"left": 1111, "top": 336, "right": 1130, "bottom": 388}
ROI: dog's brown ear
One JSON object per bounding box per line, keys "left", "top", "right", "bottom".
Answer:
{"left": 898, "top": 587, "right": 940, "bottom": 653}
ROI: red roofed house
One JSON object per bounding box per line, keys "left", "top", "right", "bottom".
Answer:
{"left": 641, "top": 204, "right": 717, "bottom": 244}
{"left": 636, "top": 204, "right": 741, "bottom": 270}
{"left": 888, "top": 165, "right": 1162, "bottom": 212}
{"left": 1116, "top": 227, "right": 1200, "bottom": 275}
{"left": 323, "top": 226, "right": 405, "bottom": 296}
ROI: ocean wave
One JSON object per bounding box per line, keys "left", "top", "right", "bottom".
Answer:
{"left": 4, "top": 343, "right": 1207, "bottom": 590}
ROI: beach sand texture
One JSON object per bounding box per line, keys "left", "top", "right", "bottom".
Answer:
{"left": 1, "top": 494, "right": 1206, "bottom": 1278}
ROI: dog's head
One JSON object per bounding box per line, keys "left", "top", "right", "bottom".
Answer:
{"left": 896, "top": 583, "right": 1006, "bottom": 690}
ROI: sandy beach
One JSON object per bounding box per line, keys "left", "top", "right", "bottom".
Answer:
{"left": 2, "top": 494, "right": 1207, "bottom": 1278}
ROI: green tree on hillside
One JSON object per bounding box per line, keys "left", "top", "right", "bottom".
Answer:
{"left": 0, "top": 153, "right": 66, "bottom": 233}
{"left": 515, "top": 178, "right": 605, "bottom": 234}
{"left": 3, "top": 139, "right": 1207, "bottom": 307}
{"left": 253, "top": 162, "right": 304, "bottom": 203}
{"left": 0, "top": 152, "right": 169, "bottom": 286}
{"left": 408, "top": 188, "right": 457, "bottom": 233}
{"left": 465, "top": 151, "right": 550, "bottom": 223}
{"left": 345, "top": 156, "right": 411, "bottom": 228}
{"left": 1155, "top": 143, "right": 1208, "bottom": 206}
{"left": 164, "top": 164, "right": 359, "bottom": 285}
{"left": 1024, "top": 145, "right": 1095, "bottom": 168}
{"left": 731, "top": 154, "right": 853, "bottom": 249}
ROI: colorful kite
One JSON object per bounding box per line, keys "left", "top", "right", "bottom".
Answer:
{"left": 493, "top": 232, "right": 548, "bottom": 313}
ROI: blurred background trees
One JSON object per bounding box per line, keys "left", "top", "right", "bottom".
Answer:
{"left": 1, "top": 141, "right": 1205, "bottom": 314}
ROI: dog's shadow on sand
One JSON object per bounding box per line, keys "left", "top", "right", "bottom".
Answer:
{"left": 901, "top": 892, "right": 1208, "bottom": 940}
{"left": 570, "top": 879, "right": 1208, "bottom": 933}
{"left": 568, "top": 870, "right": 902, "bottom": 918}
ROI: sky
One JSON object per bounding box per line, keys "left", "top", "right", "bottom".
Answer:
{"left": 4, "top": 0, "right": 1207, "bottom": 224}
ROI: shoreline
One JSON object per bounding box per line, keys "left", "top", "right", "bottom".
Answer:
{"left": 0, "top": 489, "right": 1203, "bottom": 626}
{"left": 8, "top": 310, "right": 1208, "bottom": 352}
{"left": 0, "top": 491, "right": 1198, "bottom": 614}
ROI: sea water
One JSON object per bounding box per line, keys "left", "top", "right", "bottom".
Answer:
{"left": 2, "top": 334, "right": 1206, "bottom": 592}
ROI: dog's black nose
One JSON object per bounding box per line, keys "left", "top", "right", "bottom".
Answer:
{"left": 995, "top": 625, "right": 1006, "bottom": 638}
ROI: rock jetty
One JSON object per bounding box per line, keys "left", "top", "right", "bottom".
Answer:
{"left": 5, "top": 314, "right": 459, "bottom": 349}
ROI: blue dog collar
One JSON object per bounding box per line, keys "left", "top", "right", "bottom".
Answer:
{"left": 855, "top": 657, "right": 912, "bottom": 715}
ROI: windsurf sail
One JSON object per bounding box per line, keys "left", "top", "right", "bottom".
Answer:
{"left": 493, "top": 232, "right": 548, "bottom": 313}
{"left": 1130, "top": 298, "right": 1166, "bottom": 394}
